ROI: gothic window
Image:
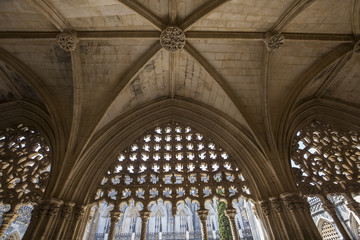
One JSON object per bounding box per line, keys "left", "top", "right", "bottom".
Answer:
{"left": 291, "top": 120, "right": 360, "bottom": 195}
{"left": 320, "top": 221, "right": 340, "bottom": 240}
{"left": 0, "top": 123, "right": 51, "bottom": 206}
{"left": 291, "top": 120, "right": 360, "bottom": 239}
{"left": 93, "top": 122, "right": 252, "bottom": 208}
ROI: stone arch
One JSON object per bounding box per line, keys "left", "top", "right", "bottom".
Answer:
{"left": 65, "top": 99, "right": 279, "bottom": 203}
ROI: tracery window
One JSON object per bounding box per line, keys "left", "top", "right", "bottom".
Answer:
{"left": 93, "top": 122, "right": 251, "bottom": 207}
{"left": 320, "top": 221, "right": 339, "bottom": 240}
{"left": 0, "top": 123, "right": 51, "bottom": 206}
{"left": 291, "top": 120, "right": 360, "bottom": 239}
{"left": 0, "top": 123, "right": 51, "bottom": 238}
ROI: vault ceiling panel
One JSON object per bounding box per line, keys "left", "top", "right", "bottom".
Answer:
{"left": 176, "top": 49, "right": 249, "bottom": 129}
{"left": 176, "top": 0, "right": 208, "bottom": 24}
{"left": 0, "top": 0, "right": 57, "bottom": 31}
{"left": 188, "top": 39, "right": 264, "bottom": 134}
{"left": 188, "top": 0, "right": 293, "bottom": 32}
{"left": 0, "top": 40, "right": 73, "bottom": 119}
{"left": 268, "top": 41, "right": 342, "bottom": 127}
{"left": 97, "top": 49, "right": 170, "bottom": 130}
{"left": 134, "top": 0, "right": 169, "bottom": 23}
{"left": 0, "top": 63, "right": 41, "bottom": 102}
{"left": 324, "top": 55, "right": 360, "bottom": 106}
{"left": 285, "top": 0, "right": 353, "bottom": 34}
{"left": 78, "top": 39, "right": 157, "bottom": 133}
{"left": 49, "top": 0, "right": 155, "bottom": 31}
{"left": 0, "top": 76, "right": 14, "bottom": 102}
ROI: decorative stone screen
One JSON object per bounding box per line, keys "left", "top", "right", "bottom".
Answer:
{"left": 93, "top": 122, "right": 252, "bottom": 207}
{"left": 320, "top": 221, "right": 339, "bottom": 240}
{"left": 291, "top": 120, "right": 360, "bottom": 195}
{"left": 0, "top": 123, "right": 51, "bottom": 206}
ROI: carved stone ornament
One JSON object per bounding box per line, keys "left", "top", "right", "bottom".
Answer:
{"left": 160, "top": 26, "right": 186, "bottom": 52}
{"left": 269, "top": 197, "right": 282, "bottom": 213}
{"left": 57, "top": 32, "right": 79, "bottom": 51}
{"left": 61, "top": 203, "right": 75, "bottom": 218}
{"left": 354, "top": 40, "right": 360, "bottom": 55}
{"left": 74, "top": 205, "right": 86, "bottom": 220}
{"left": 197, "top": 209, "right": 209, "bottom": 221}
{"left": 280, "top": 192, "right": 305, "bottom": 210}
{"left": 259, "top": 200, "right": 270, "bottom": 216}
{"left": 264, "top": 33, "right": 285, "bottom": 51}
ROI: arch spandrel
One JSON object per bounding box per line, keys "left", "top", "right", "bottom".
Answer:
{"left": 92, "top": 122, "right": 253, "bottom": 209}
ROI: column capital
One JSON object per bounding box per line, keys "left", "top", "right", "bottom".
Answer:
{"left": 197, "top": 209, "right": 209, "bottom": 220}
{"left": 259, "top": 200, "right": 271, "bottom": 216}
{"left": 280, "top": 192, "right": 305, "bottom": 210}
{"left": 269, "top": 196, "right": 283, "bottom": 213}
{"left": 140, "top": 211, "right": 151, "bottom": 220}
{"left": 110, "top": 211, "right": 122, "bottom": 223}
{"left": 74, "top": 204, "right": 87, "bottom": 221}
{"left": 225, "top": 208, "right": 237, "bottom": 219}
{"left": 61, "top": 202, "right": 75, "bottom": 219}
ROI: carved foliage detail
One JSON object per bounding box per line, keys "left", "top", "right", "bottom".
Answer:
{"left": 354, "top": 40, "right": 360, "bottom": 55}
{"left": 57, "top": 32, "right": 79, "bottom": 51}
{"left": 160, "top": 27, "right": 186, "bottom": 52}
{"left": 264, "top": 33, "right": 284, "bottom": 51}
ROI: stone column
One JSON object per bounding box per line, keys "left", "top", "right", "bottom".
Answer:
{"left": 70, "top": 205, "right": 87, "bottom": 240}
{"left": 197, "top": 209, "right": 209, "bottom": 240}
{"left": 108, "top": 211, "right": 122, "bottom": 240}
{"left": 279, "top": 192, "right": 322, "bottom": 240}
{"left": 225, "top": 208, "right": 240, "bottom": 240}
{"left": 140, "top": 211, "right": 151, "bottom": 240}
{"left": 0, "top": 207, "right": 19, "bottom": 238}
{"left": 322, "top": 199, "right": 351, "bottom": 240}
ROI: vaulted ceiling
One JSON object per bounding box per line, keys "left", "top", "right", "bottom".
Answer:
{"left": 0, "top": 0, "right": 359, "bottom": 172}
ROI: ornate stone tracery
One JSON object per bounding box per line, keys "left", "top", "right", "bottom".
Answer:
{"left": 0, "top": 123, "right": 52, "bottom": 207}
{"left": 93, "top": 122, "right": 252, "bottom": 208}
{"left": 291, "top": 120, "right": 360, "bottom": 195}
{"left": 160, "top": 27, "right": 186, "bottom": 52}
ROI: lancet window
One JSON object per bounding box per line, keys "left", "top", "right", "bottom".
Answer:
{"left": 291, "top": 120, "right": 360, "bottom": 239}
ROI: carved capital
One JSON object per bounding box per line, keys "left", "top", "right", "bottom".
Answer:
{"left": 160, "top": 26, "right": 186, "bottom": 52}
{"left": 269, "top": 197, "right": 282, "bottom": 213}
{"left": 264, "top": 33, "right": 285, "bottom": 51}
{"left": 354, "top": 40, "right": 360, "bottom": 55}
{"left": 197, "top": 209, "right": 209, "bottom": 221}
{"left": 110, "top": 211, "right": 122, "bottom": 223}
{"left": 280, "top": 192, "right": 305, "bottom": 210}
{"left": 259, "top": 200, "right": 270, "bottom": 216}
{"left": 47, "top": 199, "right": 63, "bottom": 216}
{"left": 140, "top": 211, "right": 151, "bottom": 221}
{"left": 74, "top": 205, "right": 86, "bottom": 221}
{"left": 57, "top": 32, "right": 79, "bottom": 51}
{"left": 225, "top": 209, "right": 237, "bottom": 220}
{"left": 61, "top": 202, "right": 75, "bottom": 218}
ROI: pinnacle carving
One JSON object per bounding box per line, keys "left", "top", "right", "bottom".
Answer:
{"left": 57, "top": 32, "right": 79, "bottom": 51}
{"left": 264, "top": 33, "right": 285, "bottom": 51}
{"left": 160, "top": 27, "right": 186, "bottom": 52}
{"left": 354, "top": 40, "right": 360, "bottom": 55}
